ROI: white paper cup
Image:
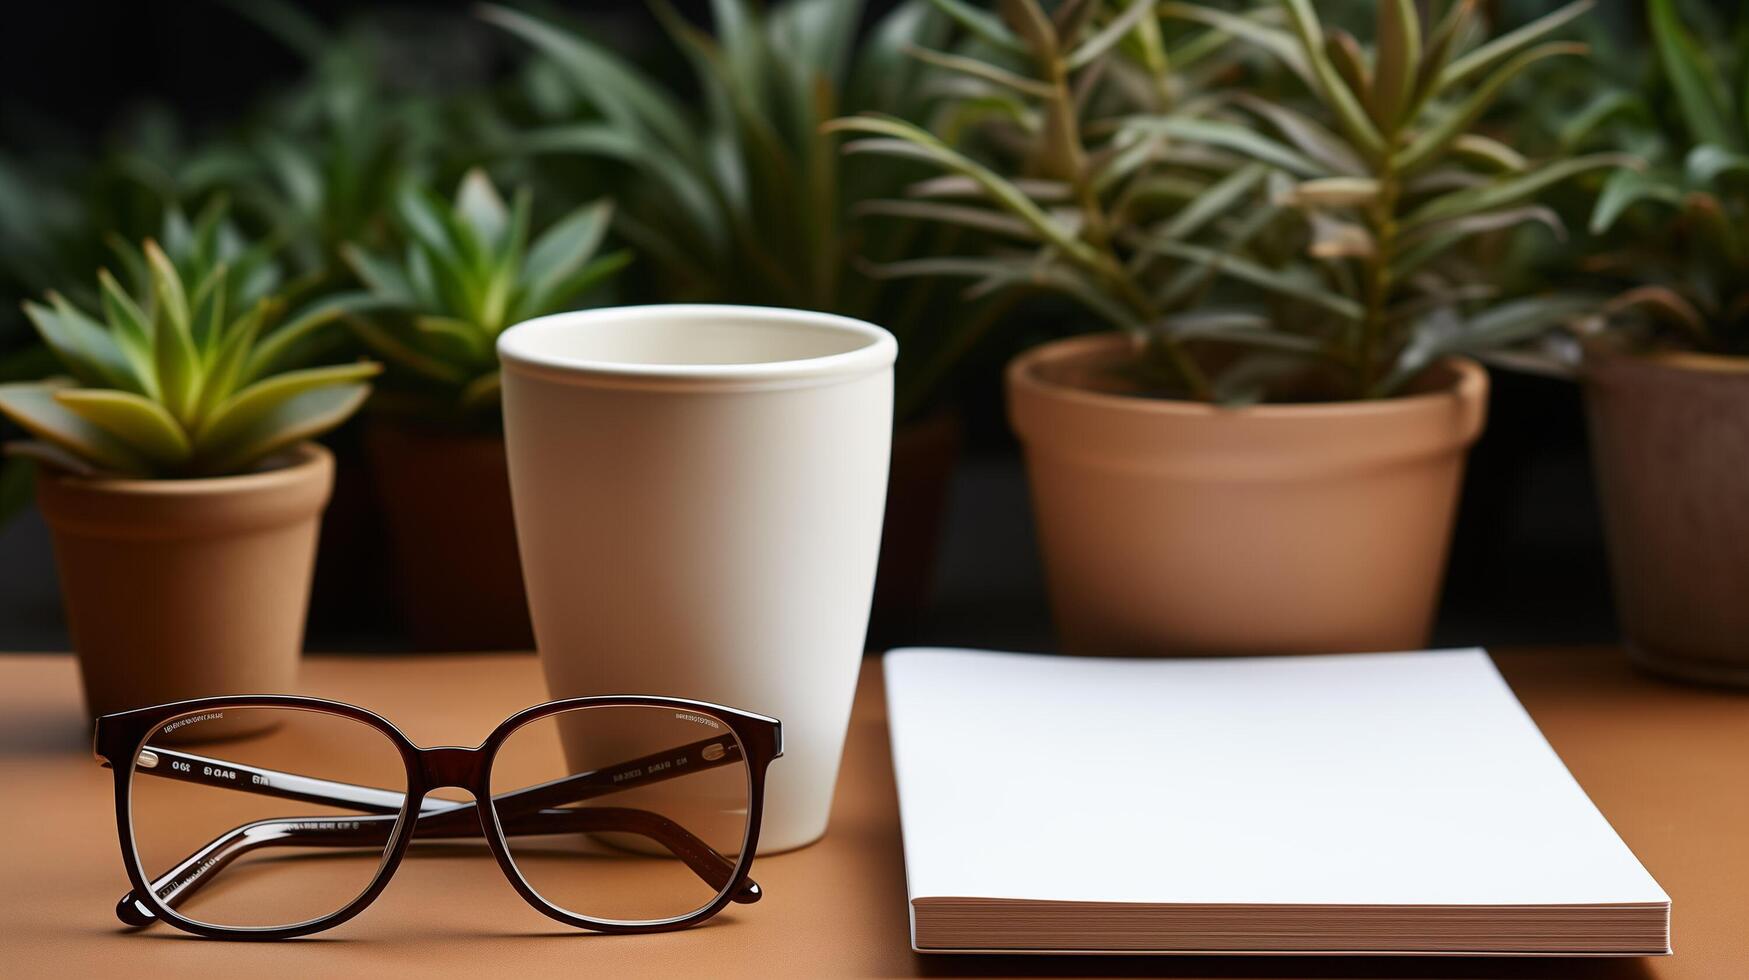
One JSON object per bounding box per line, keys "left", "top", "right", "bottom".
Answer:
{"left": 498, "top": 305, "right": 895, "bottom": 851}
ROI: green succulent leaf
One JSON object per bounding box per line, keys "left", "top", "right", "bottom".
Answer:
{"left": 459, "top": 370, "right": 503, "bottom": 411}
{"left": 1285, "top": 177, "right": 1382, "bottom": 207}
{"left": 1438, "top": 0, "right": 1593, "bottom": 93}
{"left": 1648, "top": 0, "right": 1740, "bottom": 150}
{"left": 454, "top": 169, "right": 511, "bottom": 253}
{"left": 521, "top": 200, "right": 614, "bottom": 302}
{"left": 1559, "top": 89, "right": 1646, "bottom": 151}
{"left": 0, "top": 381, "right": 151, "bottom": 476}
{"left": 341, "top": 245, "right": 418, "bottom": 305}
{"left": 197, "top": 361, "right": 382, "bottom": 452}
{"left": 1450, "top": 134, "right": 1527, "bottom": 172}
{"left": 1405, "top": 154, "right": 1635, "bottom": 231}
{"left": 1128, "top": 116, "right": 1331, "bottom": 177}
{"left": 1372, "top": 0, "right": 1421, "bottom": 130}
{"left": 24, "top": 296, "right": 135, "bottom": 393}
{"left": 1588, "top": 167, "right": 1684, "bottom": 235}
{"left": 197, "top": 300, "right": 269, "bottom": 421}
{"left": 1395, "top": 43, "right": 1589, "bottom": 175}
{"left": 1141, "top": 240, "right": 1365, "bottom": 320}
{"left": 828, "top": 114, "right": 1098, "bottom": 266}
{"left": 905, "top": 45, "right": 1054, "bottom": 98}
{"left": 346, "top": 315, "right": 468, "bottom": 384}
{"left": 507, "top": 123, "right": 726, "bottom": 258}
{"left": 1066, "top": 0, "right": 1157, "bottom": 71}
{"left": 96, "top": 270, "right": 156, "bottom": 391}
{"left": 1394, "top": 205, "right": 1565, "bottom": 279}
{"left": 1160, "top": 3, "right": 1313, "bottom": 88}
{"left": 1280, "top": 0, "right": 1386, "bottom": 159}
{"left": 145, "top": 241, "right": 203, "bottom": 422}
{"left": 479, "top": 5, "right": 699, "bottom": 162}
{"left": 1230, "top": 94, "right": 1367, "bottom": 176}
{"left": 244, "top": 291, "right": 386, "bottom": 383}
{"left": 200, "top": 383, "right": 372, "bottom": 476}
{"left": 53, "top": 389, "right": 192, "bottom": 466}
{"left": 854, "top": 199, "right": 1041, "bottom": 240}
{"left": 414, "top": 315, "right": 491, "bottom": 363}
{"left": 925, "top": 0, "right": 1025, "bottom": 54}
{"left": 1155, "top": 164, "right": 1271, "bottom": 240}
{"left": 1685, "top": 144, "right": 1749, "bottom": 185}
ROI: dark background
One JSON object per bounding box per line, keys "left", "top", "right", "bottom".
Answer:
{"left": 0, "top": 1, "right": 1618, "bottom": 652}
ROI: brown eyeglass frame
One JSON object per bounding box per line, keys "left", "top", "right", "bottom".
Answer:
{"left": 94, "top": 693, "right": 782, "bottom": 941}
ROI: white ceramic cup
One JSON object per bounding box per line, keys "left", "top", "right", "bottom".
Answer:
{"left": 498, "top": 305, "right": 896, "bottom": 851}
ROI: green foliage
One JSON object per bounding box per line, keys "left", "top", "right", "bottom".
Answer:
{"left": 203, "top": 3, "right": 454, "bottom": 286}
{"left": 1563, "top": 0, "right": 1749, "bottom": 355}
{"left": 0, "top": 204, "right": 381, "bottom": 478}
{"left": 481, "top": 0, "right": 994, "bottom": 420}
{"left": 833, "top": 0, "right": 1623, "bottom": 402}
{"left": 343, "top": 169, "right": 631, "bottom": 419}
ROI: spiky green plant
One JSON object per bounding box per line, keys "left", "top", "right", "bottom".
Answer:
{"left": 341, "top": 169, "right": 630, "bottom": 420}
{"left": 481, "top": 0, "right": 1010, "bottom": 421}
{"left": 0, "top": 204, "right": 381, "bottom": 478}
{"left": 833, "top": 0, "right": 1627, "bottom": 402}
{"left": 1559, "top": 0, "right": 1749, "bottom": 356}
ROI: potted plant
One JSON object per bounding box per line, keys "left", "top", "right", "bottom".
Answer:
{"left": 831, "top": 0, "right": 1620, "bottom": 655}
{"left": 1546, "top": 0, "right": 1749, "bottom": 684}
{"left": 484, "top": 0, "right": 993, "bottom": 637}
{"left": 343, "top": 168, "right": 629, "bottom": 650}
{"left": 0, "top": 204, "right": 380, "bottom": 733}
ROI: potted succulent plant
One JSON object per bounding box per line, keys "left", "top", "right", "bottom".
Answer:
{"left": 1545, "top": 0, "right": 1749, "bottom": 684}
{"left": 0, "top": 204, "right": 380, "bottom": 732}
{"left": 831, "top": 0, "right": 1620, "bottom": 655}
{"left": 484, "top": 0, "right": 991, "bottom": 637}
{"left": 343, "top": 168, "right": 629, "bottom": 650}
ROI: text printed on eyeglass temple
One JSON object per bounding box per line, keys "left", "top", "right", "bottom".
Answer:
{"left": 161, "top": 712, "right": 224, "bottom": 735}
{"left": 168, "top": 757, "right": 271, "bottom": 785}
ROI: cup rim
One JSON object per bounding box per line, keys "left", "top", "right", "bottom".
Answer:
{"left": 497, "top": 304, "right": 896, "bottom": 390}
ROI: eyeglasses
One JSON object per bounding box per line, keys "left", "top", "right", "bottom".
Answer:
{"left": 93, "top": 694, "right": 782, "bottom": 940}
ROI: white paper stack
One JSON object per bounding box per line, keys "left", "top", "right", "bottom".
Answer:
{"left": 883, "top": 648, "right": 1670, "bottom": 955}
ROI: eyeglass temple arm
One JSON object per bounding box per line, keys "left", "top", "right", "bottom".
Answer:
{"left": 118, "top": 735, "right": 741, "bottom": 818}
{"left": 111, "top": 737, "right": 756, "bottom": 928}
{"left": 116, "top": 804, "right": 753, "bottom": 928}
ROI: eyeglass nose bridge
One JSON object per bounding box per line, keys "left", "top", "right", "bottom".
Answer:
{"left": 416, "top": 745, "right": 487, "bottom": 791}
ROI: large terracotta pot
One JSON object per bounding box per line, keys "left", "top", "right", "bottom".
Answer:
{"left": 365, "top": 418, "right": 533, "bottom": 651}
{"left": 1585, "top": 350, "right": 1749, "bottom": 685}
{"left": 36, "top": 444, "right": 333, "bottom": 738}
{"left": 1008, "top": 334, "right": 1488, "bottom": 656}
{"left": 868, "top": 410, "right": 962, "bottom": 642}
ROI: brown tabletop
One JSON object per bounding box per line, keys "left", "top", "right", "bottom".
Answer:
{"left": 1, "top": 648, "right": 1743, "bottom": 979}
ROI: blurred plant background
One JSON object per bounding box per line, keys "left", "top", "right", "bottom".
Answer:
{"left": 4, "top": 0, "right": 1739, "bottom": 650}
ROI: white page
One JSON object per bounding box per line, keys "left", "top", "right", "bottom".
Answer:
{"left": 884, "top": 648, "right": 1669, "bottom": 907}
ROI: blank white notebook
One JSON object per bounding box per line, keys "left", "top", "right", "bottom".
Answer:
{"left": 882, "top": 648, "right": 1670, "bottom": 955}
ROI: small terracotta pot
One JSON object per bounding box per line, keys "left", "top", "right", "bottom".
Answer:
{"left": 365, "top": 419, "right": 533, "bottom": 651}
{"left": 1008, "top": 334, "right": 1488, "bottom": 656}
{"left": 868, "top": 410, "right": 963, "bottom": 641}
{"left": 36, "top": 443, "right": 333, "bottom": 739}
{"left": 1584, "top": 349, "right": 1749, "bottom": 685}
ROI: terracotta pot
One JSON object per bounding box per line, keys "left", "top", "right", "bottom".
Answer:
{"left": 1008, "top": 334, "right": 1488, "bottom": 656}
{"left": 36, "top": 444, "right": 333, "bottom": 739}
{"left": 1584, "top": 350, "right": 1749, "bottom": 685}
{"left": 868, "top": 410, "right": 963, "bottom": 641}
{"left": 364, "top": 419, "right": 533, "bottom": 651}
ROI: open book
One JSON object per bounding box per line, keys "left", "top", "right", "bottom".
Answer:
{"left": 883, "top": 648, "right": 1670, "bottom": 955}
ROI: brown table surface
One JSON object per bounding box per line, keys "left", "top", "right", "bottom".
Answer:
{"left": 1, "top": 648, "right": 1744, "bottom": 979}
